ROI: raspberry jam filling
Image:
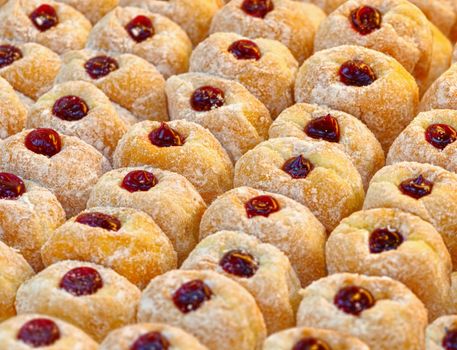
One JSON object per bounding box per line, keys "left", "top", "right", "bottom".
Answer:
{"left": 52, "top": 96, "right": 89, "bottom": 121}
{"left": 293, "top": 337, "right": 331, "bottom": 350}
{"left": 220, "top": 250, "right": 259, "bottom": 278}
{"left": 149, "top": 123, "right": 184, "bottom": 147}
{"left": 0, "top": 173, "right": 26, "bottom": 200}
{"left": 228, "top": 40, "right": 261, "bottom": 60}
{"left": 130, "top": 332, "right": 170, "bottom": 350}
{"left": 121, "top": 170, "right": 158, "bottom": 192}
{"left": 369, "top": 227, "right": 404, "bottom": 254}
{"left": 241, "top": 0, "right": 274, "bottom": 18}
{"left": 399, "top": 175, "right": 433, "bottom": 199}
{"left": 17, "top": 318, "right": 61, "bottom": 347}
{"left": 190, "top": 86, "right": 225, "bottom": 112}
{"left": 126, "top": 15, "right": 154, "bottom": 43}
{"left": 76, "top": 212, "right": 122, "bottom": 231}
{"left": 334, "top": 285, "right": 375, "bottom": 316}
{"left": 282, "top": 155, "right": 314, "bottom": 179}
{"left": 60, "top": 266, "right": 104, "bottom": 297}
{"left": 0, "top": 44, "right": 22, "bottom": 69}
{"left": 84, "top": 55, "right": 119, "bottom": 79}
{"left": 339, "top": 60, "right": 376, "bottom": 87}
{"left": 172, "top": 279, "right": 213, "bottom": 314}
{"left": 29, "top": 4, "right": 58, "bottom": 32}
{"left": 305, "top": 115, "right": 340, "bottom": 143}
{"left": 425, "top": 124, "right": 457, "bottom": 150}
{"left": 350, "top": 6, "right": 382, "bottom": 35}
{"left": 25, "top": 128, "right": 62, "bottom": 157}
{"left": 245, "top": 195, "right": 280, "bottom": 218}
{"left": 443, "top": 328, "right": 457, "bottom": 350}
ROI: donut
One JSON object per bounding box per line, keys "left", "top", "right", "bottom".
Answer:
{"left": 166, "top": 72, "right": 272, "bottom": 162}
{"left": 137, "top": 269, "right": 266, "bottom": 350}
{"left": 408, "top": 0, "right": 457, "bottom": 38}
{"left": 298, "top": 0, "right": 345, "bottom": 14}
{"left": 0, "top": 77, "right": 27, "bottom": 139}
{"left": 56, "top": 0, "right": 118, "bottom": 24}
{"left": 426, "top": 315, "right": 457, "bottom": 350}
{"left": 421, "top": 64, "right": 457, "bottom": 112}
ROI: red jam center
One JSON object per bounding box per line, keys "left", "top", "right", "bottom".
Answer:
{"left": 245, "top": 195, "right": 280, "bottom": 218}
{"left": 76, "top": 212, "right": 122, "bottom": 231}
{"left": 130, "top": 332, "right": 170, "bottom": 350}
{"left": 52, "top": 96, "right": 89, "bottom": 121}
{"left": 125, "top": 15, "right": 154, "bottom": 43}
{"left": 25, "top": 128, "right": 62, "bottom": 157}
{"left": 84, "top": 55, "right": 119, "bottom": 80}
{"left": 369, "top": 227, "right": 403, "bottom": 254}
{"left": 425, "top": 124, "right": 457, "bottom": 150}
{"left": 334, "top": 285, "right": 375, "bottom": 316}
{"left": 241, "top": 0, "right": 274, "bottom": 18}
{"left": 293, "top": 337, "right": 331, "bottom": 350}
{"left": 0, "top": 44, "right": 22, "bottom": 69}
{"left": 443, "top": 328, "right": 457, "bottom": 350}
{"left": 60, "top": 267, "right": 103, "bottom": 297}
{"left": 399, "top": 175, "right": 433, "bottom": 199}
{"left": 190, "top": 86, "right": 225, "bottom": 112}
{"left": 172, "top": 279, "right": 213, "bottom": 314}
{"left": 339, "top": 60, "right": 376, "bottom": 87}
{"left": 149, "top": 123, "right": 184, "bottom": 147}
{"left": 228, "top": 40, "right": 261, "bottom": 60}
{"left": 121, "top": 170, "right": 157, "bottom": 193}
{"left": 305, "top": 115, "right": 341, "bottom": 143}
{"left": 220, "top": 250, "right": 259, "bottom": 278}
{"left": 17, "top": 319, "right": 60, "bottom": 347}
{"left": 350, "top": 6, "right": 382, "bottom": 35}
{"left": 282, "top": 155, "right": 314, "bottom": 179}
{"left": 0, "top": 173, "right": 25, "bottom": 200}
{"left": 29, "top": 4, "right": 58, "bottom": 32}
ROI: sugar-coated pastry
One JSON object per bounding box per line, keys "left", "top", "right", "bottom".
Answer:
{"left": 426, "top": 315, "right": 457, "bottom": 350}
{"left": 15, "top": 260, "right": 141, "bottom": 342}
{"left": 0, "top": 314, "right": 98, "bottom": 350}
{"left": 0, "top": 77, "right": 27, "bottom": 139}
{"left": 87, "top": 6, "right": 192, "bottom": 78}
{"left": 181, "top": 231, "right": 301, "bottom": 334}
{"left": 137, "top": 269, "right": 266, "bottom": 350}
{"left": 55, "top": 49, "right": 167, "bottom": 123}
{"left": 421, "top": 64, "right": 457, "bottom": 111}
{"left": 100, "top": 323, "right": 209, "bottom": 350}
{"left": 87, "top": 166, "right": 206, "bottom": 263}
{"left": 0, "top": 128, "right": 111, "bottom": 216}
{"left": 269, "top": 103, "right": 384, "bottom": 189}
{"left": 387, "top": 109, "right": 457, "bottom": 173}
{"left": 199, "top": 186, "right": 326, "bottom": 286}
{"left": 364, "top": 161, "right": 457, "bottom": 268}
{"left": 295, "top": 45, "right": 419, "bottom": 151}
{"left": 234, "top": 137, "right": 364, "bottom": 231}
{"left": 298, "top": 0, "right": 345, "bottom": 14}
{"left": 56, "top": 0, "right": 118, "bottom": 24}
{"left": 409, "top": 0, "right": 457, "bottom": 38}
{"left": 190, "top": 32, "right": 298, "bottom": 118}
{"left": 327, "top": 208, "right": 452, "bottom": 320}
{"left": 41, "top": 206, "right": 177, "bottom": 289}
{"left": 0, "top": 0, "right": 92, "bottom": 54}
{"left": 166, "top": 72, "right": 272, "bottom": 162}
{"left": 113, "top": 120, "right": 233, "bottom": 203}
{"left": 263, "top": 327, "right": 369, "bottom": 350}
{"left": 0, "top": 173, "right": 65, "bottom": 271}
{"left": 297, "top": 273, "right": 428, "bottom": 350}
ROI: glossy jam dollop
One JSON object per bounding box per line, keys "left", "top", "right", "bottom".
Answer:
{"left": 172, "top": 279, "right": 213, "bottom": 314}
{"left": 125, "top": 15, "right": 154, "bottom": 43}
{"left": 241, "top": 0, "right": 274, "bottom": 18}
{"left": 190, "top": 86, "right": 225, "bottom": 112}
{"left": 76, "top": 212, "right": 122, "bottom": 231}
{"left": 52, "top": 96, "right": 89, "bottom": 121}
{"left": 220, "top": 250, "right": 259, "bottom": 278}
{"left": 293, "top": 337, "right": 331, "bottom": 350}
{"left": 0, "top": 44, "right": 22, "bottom": 69}
{"left": 443, "top": 328, "right": 457, "bottom": 350}
{"left": 60, "top": 266, "right": 103, "bottom": 297}
{"left": 130, "top": 331, "right": 170, "bottom": 350}
{"left": 25, "top": 128, "right": 62, "bottom": 157}
{"left": 369, "top": 227, "right": 404, "bottom": 254}
{"left": 0, "top": 173, "right": 26, "bottom": 200}
{"left": 245, "top": 195, "right": 280, "bottom": 218}
{"left": 425, "top": 124, "right": 457, "bottom": 150}
{"left": 29, "top": 4, "right": 58, "bottom": 32}
{"left": 121, "top": 170, "right": 158, "bottom": 193}
{"left": 339, "top": 60, "right": 376, "bottom": 87}
{"left": 149, "top": 123, "right": 184, "bottom": 147}
{"left": 305, "top": 115, "right": 340, "bottom": 143}
{"left": 17, "top": 318, "right": 60, "bottom": 347}
{"left": 399, "top": 175, "right": 433, "bottom": 199}
{"left": 282, "top": 155, "right": 314, "bottom": 179}
{"left": 350, "top": 6, "right": 382, "bottom": 35}
{"left": 228, "top": 40, "right": 261, "bottom": 60}
{"left": 84, "top": 55, "right": 119, "bottom": 79}
{"left": 334, "top": 285, "right": 375, "bottom": 316}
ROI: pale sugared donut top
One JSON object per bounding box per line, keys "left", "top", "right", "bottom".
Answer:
{"left": 408, "top": 0, "right": 457, "bottom": 37}
{"left": 420, "top": 63, "right": 457, "bottom": 112}
{"left": 0, "top": 77, "right": 27, "bottom": 139}
{"left": 56, "top": 0, "right": 118, "bottom": 24}
{"left": 427, "top": 315, "right": 457, "bottom": 350}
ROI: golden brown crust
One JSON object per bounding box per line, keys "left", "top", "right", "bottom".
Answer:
{"left": 297, "top": 0, "right": 346, "bottom": 14}
{"left": 57, "top": 0, "right": 118, "bottom": 24}
{"left": 426, "top": 315, "right": 457, "bottom": 350}
{"left": 409, "top": 0, "right": 457, "bottom": 37}
{"left": 0, "top": 77, "right": 27, "bottom": 139}
{"left": 420, "top": 64, "right": 457, "bottom": 111}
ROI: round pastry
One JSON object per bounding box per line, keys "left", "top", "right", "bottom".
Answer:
{"left": 0, "top": 41, "right": 61, "bottom": 101}
{"left": 269, "top": 103, "right": 384, "bottom": 189}
{"left": 408, "top": 0, "right": 457, "bottom": 38}
{"left": 295, "top": 45, "right": 419, "bottom": 151}
{"left": 364, "top": 161, "right": 457, "bottom": 268}
{"left": 41, "top": 206, "right": 178, "bottom": 289}
{"left": 0, "top": 241, "right": 34, "bottom": 322}
{"left": 263, "top": 327, "right": 369, "bottom": 350}
{"left": 56, "top": 0, "right": 118, "bottom": 24}
{"left": 209, "top": 0, "right": 323, "bottom": 64}
{"left": 0, "top": 314, "right": 98, "bottom": 349}
{"left": 181, "top": 230, "right": 301, "bottom": 333}
{"left": 119, "top": 0, "right": 222, "bottom": 45}
{"left": 426, "top": 315, "right": 457, "bottom": 350}
{"left": 387, "top": 109, "right": 457, "bottom": 173}
{"left": 26, "top": 81, "right": 128, "bottom": 160}
{"left": 86, "top": 6, "right": 192, "bottom": 78}
{"left": 87, "top": 166, "right": 206, "bottom": 263}
{"left": 0, "top": 128, "right": 111, "bottom": 216}
{"left": 199, "top": 186, "right": 326, "bottom": 286}
{"left": 189, "top": 32, "right": 298, "bottom": 118}
{"left": 421, "top": 64, "right": 457, "bottom": 112}
{"left": 137, "top": 269, "right": 266, "bottom": 350}
{"left": 166, "top": 72, "right": 272, "bottom": 162}
{"left": 100, "top": 323, "right": 209, "bottom": 350}
{"left": 55, "top": 49, "right": 167, "bottom": 123}
{"left": 0, "top": 0, "right": 92, "bottom": 54}
{"left": 15, "top": 260, "right": 141, "bottom": 342}
{"left": 298, "top": 0, "right": 346, "bottom": 14}
{"left": 234, "top": 137, "right": 364, "bottom": 231}
{"left": 327, "top": 207, "right": 452, "bottom": 320}
{"left": 113, "top": 120, "right": 233, "bottom": 204}
{"left": 0, "top": 77, "right": 27, "bottom": 140}
{"left": 296, "top": 273, "right": 428, "bottom": 350}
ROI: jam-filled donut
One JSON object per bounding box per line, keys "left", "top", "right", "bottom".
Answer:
{"left": 87, "top": 6, "right": 192, "bottom": 78}
{"left": 181, "top": 230, "right": 301, "bottom": 333}
{"left": 0, "top": 77, "right": 27, "bottom": 139}
{"left": 199, "top": 186, "right": 326, "bottom": 286}
{"left": 55, "top": 50, "right": 167, "bottom": 123}
{"left": 409, "top": 0, "right": 457, "bottom": 38}
{"left": 100, "top": 323, "right": 208, "bottom": 350}
{"left": 57, "top": 0, "right": 118, "bottom": 24}
{"left": 189, "top": 32, "right": 298, "bottom": 118}
{"left": 0, "top": 314, "right": 98, "bottom": 349}
{"left": 166, "top": 72, "right": 272, "bottom": 162}
{"left": 41, "top": 207, "right": 177, "bottom": 289}
{"left": 87, "top": 166, "right": 206, "bottom": 263}
{"left": 427, "top": 315, "right": 457, "bottom": 350}
{"left": 234, "top": 137, "right": 364, "bottom": 231}
{"left": 364, "top": 161, "right": 457, "bottom": 267}
{"left": 297, "top": 273, "right": 428, "bottom": 350}
{"left": 327, "top": 208, "right": 452, "bottom": 320}
{"left": 421, "top": 64, "right": 457, "bottom": 112}
{"left": 137, "top": 269, "right": 266, "bottom": 350}
{"left": 15, "top": 260, "right": 141, "bottom": 342}
{"left": 295, "top": 45, "right": 419, "bottom": 151}
{"left": 270, "top": 103, "right": 384, "bottom": 189}
{"left": 0, "top": 128, "right": 111, "bottom": 216}
{"left": 26, "top": 81, "right": 128, "bottom": 160}
{"left": 113, "top": 120, "right": 233, "bottom": 203}
{"left": 0, "top": 0, "right": 92, "bottom": 54}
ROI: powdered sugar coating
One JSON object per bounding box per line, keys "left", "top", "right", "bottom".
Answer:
{"left": 57, "top": 0, "right": 118, "bottom": 24}
{"left": 408, "top": 0, "right": 457, "bottom": 37}
{"left": 297, "top": 0, "right": 346, "bottom": 14}
{"left": 426, "top": 315, "right": 457, "bottom": 350}
{"left": 0, "top": 77, "right": 27, "bottom": 139}
{"left": 420, "top": 63, "right": 457, "bottom": 111}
